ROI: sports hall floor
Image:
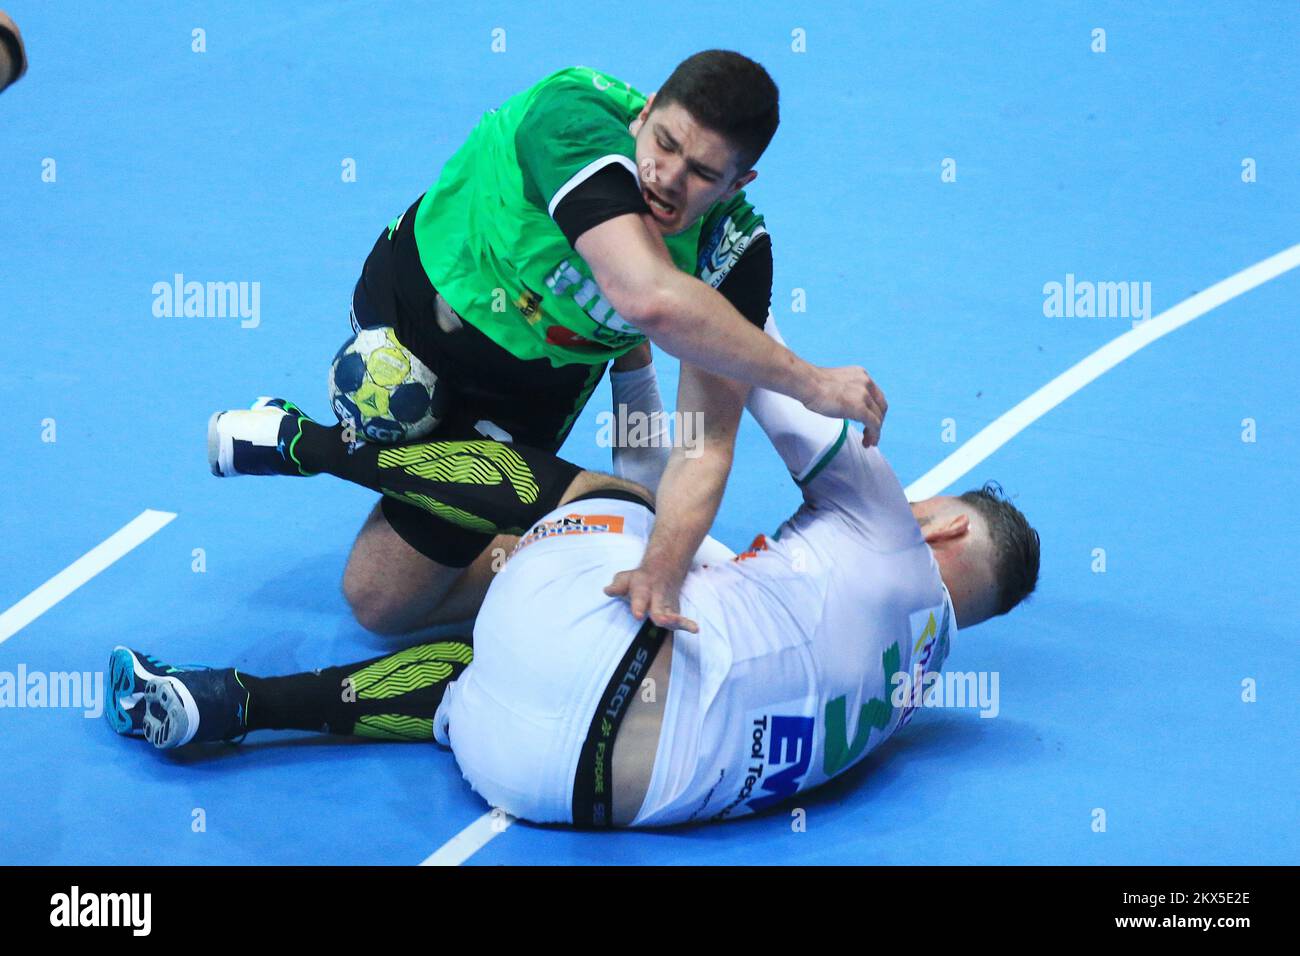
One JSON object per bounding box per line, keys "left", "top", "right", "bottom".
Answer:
{"left": 1, "top": 2, "right": 1295, "bottom": 865}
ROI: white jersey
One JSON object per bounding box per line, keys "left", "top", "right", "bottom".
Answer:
{"left": 437, "top": 422, "right": 958, "bottom": 827}
{"left": 635, "top": 425, "right": 957, "bottom": 825}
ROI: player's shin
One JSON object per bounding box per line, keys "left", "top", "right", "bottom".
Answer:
{"left": 292, "top": 422, "right": 583, "bottom": 536}
{"left": 240, "top": 641, "right": 472, "bottom": 740}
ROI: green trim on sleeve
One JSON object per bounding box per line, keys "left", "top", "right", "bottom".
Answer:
{"left": 794, "top": 419, "right": 849, "bottom": 487}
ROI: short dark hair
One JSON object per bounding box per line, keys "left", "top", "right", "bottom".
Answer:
{"left": 653, "top": 50, "right": 779, "bottom": 173}
{"left": 958, "top": 482, "right": 1040, "bottom": 618}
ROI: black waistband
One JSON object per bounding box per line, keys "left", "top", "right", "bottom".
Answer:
{"left": 566, "top": 487, "right": 655, "bottom": 514}
{"left": 571, "top": 618, "right": 669, "bottom": 827}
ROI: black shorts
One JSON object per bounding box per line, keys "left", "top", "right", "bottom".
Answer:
{"left": 351, "top": 198, "right": 608, "bottom": 566}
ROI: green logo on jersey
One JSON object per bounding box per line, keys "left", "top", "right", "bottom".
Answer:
{"left": 544, "top": 258, "right": 640, "bottom": 341}
{"left": 823, "top": 641, "right": 901, "bottom": 776}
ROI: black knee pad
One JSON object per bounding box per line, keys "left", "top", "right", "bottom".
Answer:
{"left": 380, "top": 496, "right": 496, "bottom": 569}
{"left": 378, "top": 441, "right": 584, "bottom": 567}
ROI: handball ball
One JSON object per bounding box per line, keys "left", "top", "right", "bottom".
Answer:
{"left": 328, "top": 327, "right": 446, "bottom": 444}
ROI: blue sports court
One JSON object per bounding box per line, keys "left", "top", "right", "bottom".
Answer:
{"left": 1, "top": 1, "right": 1296, "bottom": 864}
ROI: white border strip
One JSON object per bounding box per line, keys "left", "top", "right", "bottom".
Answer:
{"left": 547, "top": 154, "right": 639, "bottom": 218}
{"left": 0, "top": 509, "right": 177, "bottom": 646}
{"left": 423, "top": 242, "right": 1300, "bottom": 865}
{"left": 906, "top": 243, "right": 1300, "bottom": 500}
{"left": 421, "top": 811, "right": 514, "bottom": 866}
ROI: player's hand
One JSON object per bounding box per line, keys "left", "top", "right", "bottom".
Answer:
{"left": 804, "top": 366, "right": 887, "bottom": 446}
{"left": 604, "top": 564, "right": 699, "bottom": 633}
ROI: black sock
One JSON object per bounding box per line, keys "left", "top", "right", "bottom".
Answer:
{"left": 293, "top": 420, "right": 352, "bottom": 474}
{"left": 293, "top": 420, "right": 581, "bottom": 536}
{"left": 240, "top": 640, "right": 472, "bottom": 741}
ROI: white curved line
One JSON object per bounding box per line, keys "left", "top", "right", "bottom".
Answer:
{"left": 906, "top": 243, "right": 1300, "bottom": 500}
{"left": 424, "top": 242, "right": 1300, "bottom": 864}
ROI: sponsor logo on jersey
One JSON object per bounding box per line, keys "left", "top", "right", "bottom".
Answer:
{"left": 732, "top": 533, "right": 768, "bottom": 562}
{"left": 715, "top": 702, "right": 815, "bottom": 819}
{"left": 544, "top": 259, "right": 641, "bottom": 338}
{"left": 898, "top": 602, "right": 952, "bottom": 729}
{"left": 544, "top": 325, "right": 602, "bottom": 350}
{"left": 698, "top": 218, "right": 765, "bottom": 288}
{"left": 687, "top": 768, "right": 727, "bottom": 823}
{"left": 515, "top": 512, "right": 626, "bottom": 551}
{"left": 515, "top": 286, "right": 543, "bottom": 323}
{"left": 822, "top": 641, "right": 901, "bottom": 777}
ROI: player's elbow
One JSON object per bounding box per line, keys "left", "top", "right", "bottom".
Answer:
{"left": 604, "top": 274, "right": 676, "bottom": 337}
{"left": 613, "top": 278, "right": 696, "bottom": 345}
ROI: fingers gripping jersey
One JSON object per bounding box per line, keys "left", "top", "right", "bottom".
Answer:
{"left": 410, "top": 66, "right": 768, "bottom": 367}
{"left": 643, "top": 433, "right": 958, "bottom": 825}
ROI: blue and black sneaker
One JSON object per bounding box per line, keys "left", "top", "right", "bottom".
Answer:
{"left": 105, "top": 647, "right": 250, "bottom": 750}
{"left": 208, "top": 397, "right": 316, "bottom": 478}
{"left": 106, "top": 646, "right": 171, "bottom": 738}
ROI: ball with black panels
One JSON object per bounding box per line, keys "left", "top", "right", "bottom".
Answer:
{"left": 328, "top": 327, "right": 446, "bottom": 443}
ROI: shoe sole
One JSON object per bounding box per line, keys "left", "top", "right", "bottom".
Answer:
{"left": 141, "top": 674, "right": 202, "bottom": 750}
{"left": 207, "top": 410, "right": 226, "bottom": 477}
{"left": 106, "top": 646, "right": 145, "bottom": 736}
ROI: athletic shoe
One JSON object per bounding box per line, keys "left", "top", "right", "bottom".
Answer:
{"left": 105, "top": 647, "right": 250, "bottom": 749}
{"left": 208, "top": 397, "right": 314, "bottom": 477}
{"left": 106, "top": 646, "right": 180, "bottom": 737}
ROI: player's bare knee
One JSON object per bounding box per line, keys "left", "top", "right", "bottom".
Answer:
{"left": 341, "top": 567, "right": 410, "bottom": 636}
{"left": 341, "top": 538, "right": 422, "bottom": 635}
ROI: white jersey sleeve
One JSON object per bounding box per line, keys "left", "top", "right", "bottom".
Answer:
{"left": 795, "top": 423, "right": 925, "bottom": 554}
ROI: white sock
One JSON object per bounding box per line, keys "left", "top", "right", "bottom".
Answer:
{"left": 745, "top": 313, "right": 847, "bottom": 481}
{"left": 608, "top": 362, "right": 673, "bottom": 495}
{"left": 609, "top": 362, "right": 733, "bottom": 566}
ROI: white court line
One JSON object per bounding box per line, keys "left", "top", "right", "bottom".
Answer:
{"left": 905, "top": 243, "right": 1300, "bottom": 499}
{"left": 0, "top": 509, "right": 177, "bottom": 646}
{"left": 421, "top": 811, "right": 514, "bottom": 866}
{"left": 423, "top": 242, "right": 1300, "bottom": 865}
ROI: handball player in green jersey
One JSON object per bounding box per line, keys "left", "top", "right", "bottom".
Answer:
{"left": 209, "top": 51, "right": 887, "bottom": 636}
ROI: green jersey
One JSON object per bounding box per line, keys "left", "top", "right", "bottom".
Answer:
{"left": 409, "top": 65, "right": 768, "bottom": 367}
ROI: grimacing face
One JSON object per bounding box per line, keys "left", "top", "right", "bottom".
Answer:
{"left": 629, "top": 95, "right": 757, "bottom": 236}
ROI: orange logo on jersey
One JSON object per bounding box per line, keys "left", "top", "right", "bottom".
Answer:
{"left": 733, "top": 533, "right": 769, "bottom": 562}
{"left": 515, "top": 512, "right": 626, "bottom": 551}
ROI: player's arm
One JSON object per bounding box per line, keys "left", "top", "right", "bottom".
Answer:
{"left": 604, "top": 360, "right": 749, "bottom": 631}
{"left": 515, "top": 74, "right": 880, "bottom": 434}
{"left": 576, "top": 214, "right": 884, "bottom": 441}
{"left": 746, "top": 315, "right": 914, "bottom": 550}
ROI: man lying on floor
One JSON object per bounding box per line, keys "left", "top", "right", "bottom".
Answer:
{"left": 106, "top": 343, "right": 1038, "bottom": 828}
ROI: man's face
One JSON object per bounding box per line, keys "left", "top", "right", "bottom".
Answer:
{"left": 630, "top": 95, "right": 757, "bottom": 235}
